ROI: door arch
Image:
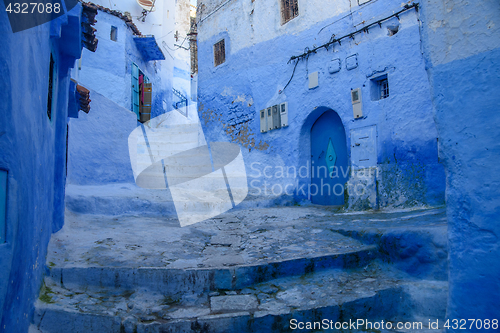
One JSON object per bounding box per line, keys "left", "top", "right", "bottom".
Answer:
{"left": 310, "top": 110, "right": 348, "bottom": 205}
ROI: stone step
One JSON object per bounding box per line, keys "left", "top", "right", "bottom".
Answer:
{"left": 143, "top": 127, "right": 200, "bottom": 139}
{"left": 135, "top": 150, "right": 212, "bottom": 166}
{"left": 143, "top": 132, "right": 200, "bottom": 144}
{"left": 46, "top": 205, "right": 448, "bottom": 332}
{"left": 65, "top": 184, "right": 275, "bottom": 217}
{"left": 33, "top": 264, "right": 447, "bottom": 333}
{"left": 65, "top": 183, "right": 178, "bottom": 217}
{"left": 139, "top": 139, "right": 200, "bottom": 151}
{"left": 46, "top": 209, "right": 379, "bottom": 294}
{"left": 47, "top": 246, "right": 376, "bottom": 296}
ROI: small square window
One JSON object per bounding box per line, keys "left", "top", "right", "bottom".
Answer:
{"left": 370, "top": 75, "right": 389, "bottom": 101}
{"left": 110, "top": 26, "right": 118, "bottom": 41}
{"left": 214, "top": 39, "right": 225, "bottom": 67}
{"left": 281, "top": 0, "right": 299, "bottom": 24}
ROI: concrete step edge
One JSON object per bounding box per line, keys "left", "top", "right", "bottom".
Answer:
{"left": 48, "top": 246, "right": 378, "bottom": 294}
{"left": 33, "top": 285, "right": 407, "bottom": 333}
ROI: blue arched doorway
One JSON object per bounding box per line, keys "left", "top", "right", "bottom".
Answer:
{"left": 310, "top": 110, "right": 348, "bottom": 205}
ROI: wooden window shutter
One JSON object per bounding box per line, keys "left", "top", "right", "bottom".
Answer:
{"left": 214, "top": 40, "right": 225, "bottom": 67}
{"left": 140, "top": 82, "right": 152, "bottom": 123}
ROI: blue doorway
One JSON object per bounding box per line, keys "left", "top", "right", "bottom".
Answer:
{"left": 310, "top": 110, "right": 348, "bottom": 205}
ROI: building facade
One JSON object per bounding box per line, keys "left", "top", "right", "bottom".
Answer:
{"left": 66, "top": 0, "right": 193, "bottom": 186}
{"left": 197, "top": 0, "right": 445, "bottom": 210}
{"left": 418, "top": 0, "right": 500, "bottom": 323}
{"left": 0, "top": 3, "right": 96, "bottom": 331}
{"left": 67, "top": 2, "right": 168, "bottom": 186}
{"left": 73, "top": 1, "right": 172, "bottom": 119}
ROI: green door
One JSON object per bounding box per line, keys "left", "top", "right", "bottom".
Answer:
{"left": 131, "top": 63, "right": 140, "bottom": 120}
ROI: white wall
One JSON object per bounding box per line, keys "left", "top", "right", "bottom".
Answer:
{"left": 197, "top": 0, "right": 356, "bottom": 54}
{"left": 173, "top": 0, "right": 193, "bottom": 100}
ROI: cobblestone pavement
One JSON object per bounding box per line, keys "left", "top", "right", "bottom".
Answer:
{"left": 35, "top": 206, "right": 447, "bottom": 333}
{"left": 47, "top": 206, "right": 446, "bottom": 270}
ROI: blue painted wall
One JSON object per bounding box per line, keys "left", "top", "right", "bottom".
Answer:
{"left": 68, "top": 10, "right": 172, "bottom": 185}
{"left": 67, "top": 90, "right": 137, "bottom": 185}
{"left": 419, "top": 0, "right": 500, "bottom": 326}
{"left": 0, "top": 3, "right": 85, "bottom": 332}
{"left": 197, "top": 0, "right": 445, "bottom": 210}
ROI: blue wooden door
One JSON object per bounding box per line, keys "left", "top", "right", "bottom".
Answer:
{"left": 310, "top": 111, "right": 348, "bottom": 205}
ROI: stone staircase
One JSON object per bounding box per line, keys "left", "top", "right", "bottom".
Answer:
{"left": 31, "top": 206, "right": 448, "bottom": 332}
{"left": 32, "top": 106, "right": 448, "bottom": 332}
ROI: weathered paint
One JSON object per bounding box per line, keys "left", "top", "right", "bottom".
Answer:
{"left": 0, "top": 3, "right": 86, "bottom": 331}
{"left": 419, "top": 0, "right": 500, "bottom": 324}
{"left": 197, "top": 0, "right": 445, "bottom": 209}
{"left": 197, "top": 0, "right": 353, "bottom": 54}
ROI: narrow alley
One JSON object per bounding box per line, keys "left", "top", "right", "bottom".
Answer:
{"left": 0, "top": 0, "right": 499, "bottom": 332}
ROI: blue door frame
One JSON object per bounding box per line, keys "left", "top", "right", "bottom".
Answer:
{"left": 310, "top": 110, "right": 348, "bottom": 205}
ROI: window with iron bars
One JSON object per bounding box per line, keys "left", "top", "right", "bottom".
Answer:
{"left": 370, "top": 75, "right": 389, "bottom": 101}
{"left": 281, "top": 0, "right": 299, "bottom": 25}
{"left": 379, "top": 78, "right": 389, "bottom": 99}
{"left": 214, "top": 39, "right": 225, "bottom": 67}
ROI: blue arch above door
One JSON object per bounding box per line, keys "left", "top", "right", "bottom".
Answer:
{"left": 310, "top": 110, "right": 348, "bottom": 205}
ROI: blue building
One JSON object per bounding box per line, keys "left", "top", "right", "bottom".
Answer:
{"left": 67, "top": 2, "right": 170, "bottom": 186}
{"left": 0, "top": 2, "right": 97, "bottom": 331}
{"left": 418, "top": 0, "right": 500, "bottom": 324}
{"left": 197, "top": 0, "right": 445, "bottom": 210}
{"left": 196, "top": 0, "right": 500, "bottom": 324}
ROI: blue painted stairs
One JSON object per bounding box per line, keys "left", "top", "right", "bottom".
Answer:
{"left": 30, "top": 206, "right": 448, "bottom": 332}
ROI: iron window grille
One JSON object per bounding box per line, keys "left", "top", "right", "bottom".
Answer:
{"left": 379, "top": 78, "right": 389, "bottom": 99}
{"left": 370, "top": 74, "right": 389, "bottom": 101}
{"left": 281, "top": 0, "right": 299, "bottom": 25}
{"left": 214, "top": 39, "right": 225, "bottom": 67}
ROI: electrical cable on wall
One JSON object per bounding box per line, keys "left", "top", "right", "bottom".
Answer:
{"left": 279, "top": 3, "right": 418, "bottom": 94}
{"left": 156, "top": 32, "right": 189, "bottom": 52}
{"left": 290, "top": 3, "right": 418, "bottom": 62}
{"left": 174, "top": 35, "right": 189, "bottom": 50}
{"left": 197, "top": 0, "right": 234, "bottom": 26}
{"left": 279, "top": 59, "right": 299, "bottom": 95}
{"left": 161, "top": 41, "right": 175, "bottom": 59}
